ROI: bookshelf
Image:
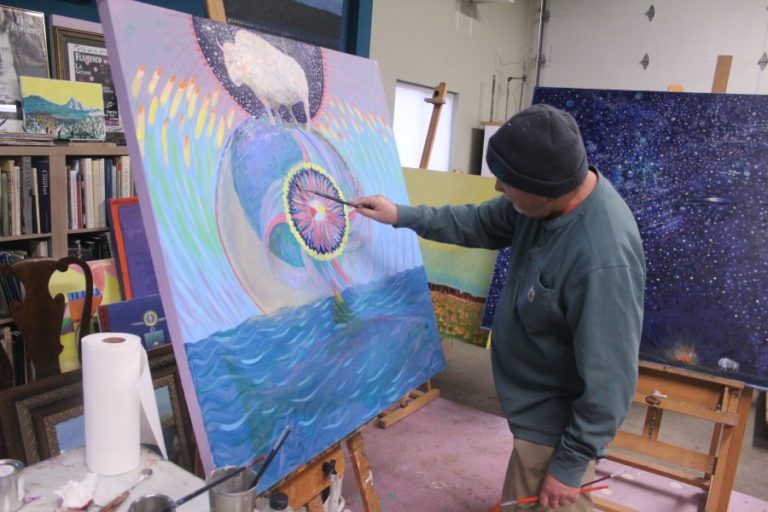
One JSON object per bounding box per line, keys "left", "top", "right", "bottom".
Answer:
{"left": 0, "top": 142, "right": 130, "bottom": 259}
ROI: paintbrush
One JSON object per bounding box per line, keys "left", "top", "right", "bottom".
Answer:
{"left": 297, "top": 185, "right": 357, "bottom": 208}
{"left": 499, "top": 484, "right": 608, "bottom": 507}
{"left": 581, "top": 469, "right": 626, "bottom": 488}
{"left": 166, "top": 454, "right": 266, "bottom": 510}
{"left": 246, "top": 425, "right": 292, "bottom": 490}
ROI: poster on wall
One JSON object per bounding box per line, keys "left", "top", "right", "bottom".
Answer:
{"left": 98, "top": 0, "right": 445, "bottom": 488}
{"left": 485, "top": 86, "right": 768, "bottom": 389}
{"left": 0, "top": 5, "right": 49, "bottom": 132}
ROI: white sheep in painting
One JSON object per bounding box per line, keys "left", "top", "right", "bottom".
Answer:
{"left": 221, "top": 30, "right": 310, "bottom": 124}
{"left": 717, "top": 357, "right": 739, "bottom": 372}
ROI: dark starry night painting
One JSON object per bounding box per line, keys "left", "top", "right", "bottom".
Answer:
{"left": 486, "top": 86, "right": 768, "bottom": 389}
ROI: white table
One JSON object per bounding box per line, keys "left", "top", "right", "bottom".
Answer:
{"left": 18, "top": 447, "right": 209, "bottom": 511}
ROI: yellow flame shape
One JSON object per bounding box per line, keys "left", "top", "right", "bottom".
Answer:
{"left": 147, "top": 66, "right": 163, "bottom": 95}
{"left": 186, "top": 86, "right": 200, "bottom": 118}
{"left": 162, "top": 118, "right": 169, "bottom": 165}
{"left": 149, "top": 96, "right": 159, "bottom": 125}
{"left": 207, "top": 108, "right": 217, "bottom": 137}
{"left": 136, "top": 104, "right": 145, "bottom": 154}
{"left": 183, "top": 134, "right": 191, "bottom": 167}
{"left": 216, "top": 117, "right": 225, "bottom": 148}
{"left": 170, "top": 80, "right": 186, "bottom": 119}
{"left": 195, "top": 93, "right": 210, "bottom": 138}
{"left": 186, "top": 77, "right": 197, "bottom": 100}
{"left": 131, "top": 65, "right": 146, "bottom": 98}
{"left": 160, "top": 75, "right": 176, "bottom": 105}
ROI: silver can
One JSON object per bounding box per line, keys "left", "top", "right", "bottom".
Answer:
{"left": 207, "top": 466, "right": 258, "bottom": 512}
{"left": 0, "top": 459, "right": 24, "bottom": 512}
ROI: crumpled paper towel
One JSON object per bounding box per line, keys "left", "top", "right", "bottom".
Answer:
{"left": 54, "top": 473, "right": 98, "bottom": 509}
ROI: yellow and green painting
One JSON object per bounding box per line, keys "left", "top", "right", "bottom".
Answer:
{"left": 20, "top": 76, "right": 105, "bottom": 140}
{"left": 403, "top": 168, "right": 499, "bottom": 348}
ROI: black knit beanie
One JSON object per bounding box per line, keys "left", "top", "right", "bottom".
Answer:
{"left": 486, "top": 104, "right": 588, "bottom": 198}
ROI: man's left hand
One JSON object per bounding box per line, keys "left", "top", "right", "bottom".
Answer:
{"left": 539, "top": 472, "right": 579, "bottom": 509}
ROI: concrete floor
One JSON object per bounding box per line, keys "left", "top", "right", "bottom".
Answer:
{"left": 339, "top": 340, "right": 768, "bottom": 511}
{"left": 431, "top": 339, "right": 768, "bottom": 502}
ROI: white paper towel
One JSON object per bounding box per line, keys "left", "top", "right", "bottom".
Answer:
{"left": 82, "top": 333, "right": 167, "bottom": 475}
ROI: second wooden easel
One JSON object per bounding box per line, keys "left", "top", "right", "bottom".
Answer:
{"left": 376, "top": 82, "right": 448, "bottom": 429}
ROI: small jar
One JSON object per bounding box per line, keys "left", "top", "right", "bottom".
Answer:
{"left": 266, "top": 490, "right": 293, "bottom": 512}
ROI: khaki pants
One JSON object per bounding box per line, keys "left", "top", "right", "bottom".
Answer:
{"left": 501, "top": 438, "right": 596, "bottom": 512}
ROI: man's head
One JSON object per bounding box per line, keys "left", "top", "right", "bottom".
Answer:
{"left": 486, "top": 104, "right": 588, "bottom": 214}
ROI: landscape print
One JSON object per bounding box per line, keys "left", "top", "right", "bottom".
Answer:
{"left": 483, "top": 87, "right": 768, "bottom": 388}
{"left": 21, "top": 77, "right": 105, "bottom": 140}
{"left": 98, "top": 0, "right": 444, "bottom": 488}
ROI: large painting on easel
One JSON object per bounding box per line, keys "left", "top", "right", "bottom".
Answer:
{"left": 98, "top": 0, "right": 444, "bottom": 487}
{"left": 486, "top": 86, "right": 768, "bottom": 388}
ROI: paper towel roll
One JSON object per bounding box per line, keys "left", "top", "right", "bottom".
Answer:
{"left": 82, "top": 333, "right": 166, "bottom": 475}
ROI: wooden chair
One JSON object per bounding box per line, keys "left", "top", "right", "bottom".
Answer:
{"left": 0, "top": 257, "right": 93, "bottom": 383}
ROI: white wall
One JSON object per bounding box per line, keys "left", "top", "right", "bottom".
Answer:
{"left": 369, "top": 0, "right": 530, "bottom": 173}
{"left": 538, "top": 0, "right": 768, "bottom": 94}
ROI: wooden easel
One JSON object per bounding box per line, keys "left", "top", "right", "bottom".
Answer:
{"left": 593, "top": 361, "right": 753, "bottom": 512}
{"left": 376, "top": 83, "right": 448, "bottom": 429}
{"left": 275, "top": 431, "right": 381, "bottom": 512}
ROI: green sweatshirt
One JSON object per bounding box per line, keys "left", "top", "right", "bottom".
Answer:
{"left": 396, "top": 169, "right": 645, "bottom": 487}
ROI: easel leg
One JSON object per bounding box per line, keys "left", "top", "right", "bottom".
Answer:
{"left": 346, "top": 432, "right": 381, "bottom": 512}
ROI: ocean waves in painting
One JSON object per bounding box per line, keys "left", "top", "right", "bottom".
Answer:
{"left": 185, "top": 266, "right": 444, "bottom": 490}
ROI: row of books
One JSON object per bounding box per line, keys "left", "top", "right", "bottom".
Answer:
{"left": 0, "top": 250, "right": 27, "bottom": 319}
{"left": 0, "top": 157, "right": 51, "bottom": 237}
{"left": 0, "top": 326, "right": 25, "bottom": 386}
{"left": 67, "top": 156, "right": 133, "bottom": 230}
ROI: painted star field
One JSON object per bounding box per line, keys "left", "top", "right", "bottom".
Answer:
{"left": 192, "top": 16, "right": 324, "bottom": 123}
{"left": 486, "top": 87, "right": 768, "bottom": 388}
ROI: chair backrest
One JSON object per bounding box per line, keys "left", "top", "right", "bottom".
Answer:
{"left": 0, "top": 257, "right": 93, "bottom": 383}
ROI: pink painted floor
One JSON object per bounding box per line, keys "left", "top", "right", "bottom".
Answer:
{"left": 341, "top": 398, "right": 768, "bottom": 512}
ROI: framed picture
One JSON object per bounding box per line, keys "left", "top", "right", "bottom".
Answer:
{"left": 51, "top": 23, "right": 121, "bottom": 132}
{"left": 0, "top": 345, "right": 197, "bottom": 473}
{"left": 0, "top": 5, "right": 49, "bottom": 132}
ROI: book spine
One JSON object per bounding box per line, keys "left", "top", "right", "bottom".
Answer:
{"left": 83, "top": 158, "right": 94, "bottom": 229}
{"left": 11, "top": 165, "right": 19, "bottom": 236}
{"left": 31, "top": 167, "right": 39, "bottom": 233}
{"left": 20, "top": 156, "right": 33, "bottom": 235}
{"left": 120, "top": 155, "right": 131, "bottom": 198}
{"left": 35, "top": 159, "right": 51, "bottom": 233}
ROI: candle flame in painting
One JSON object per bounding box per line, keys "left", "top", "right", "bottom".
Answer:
{"left": 160, "top": 75, "right": 175, "bottom": 105}
{"left": 183, "top": 134, "right": 191, "bottom": 167}
{"left": 147, "top": 66, "right": 163, "bottom": 95}
{"left": 170, "top": 80, "right": 186, "bottom": 119}
{"left": 149, "top": 96, "right": 159, "bottom": 125}
{"left": 136, "top": 104, "right": 145, "bottom": 155}
{"left": 132, "top": 65, "right": 145, "bottom": 98}
{"left": 216, "top": 117, "right": 225, "bottom": 148}
{"left": 187, "top": 86, "right": 200, "bottom": 118}
{"left": 195, "top": 93, "right": 210, "bottom": 138}
{"left": 207, "top": 108, "right": 217, "bottom": 137}
{"left": 162, "top": 118, "right": 169, "bottom": 165}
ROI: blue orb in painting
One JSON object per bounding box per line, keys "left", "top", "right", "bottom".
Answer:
{"left": 216, "top": 118, "right": 362, "bottom": 312}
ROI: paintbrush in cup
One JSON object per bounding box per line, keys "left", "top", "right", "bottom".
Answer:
{"left": 166, "top": 454, "right": 266, "bottom": 510}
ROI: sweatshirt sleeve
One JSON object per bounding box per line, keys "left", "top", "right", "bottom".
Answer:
{"left": 548, "top": 265, "right": 645, "bottom": 487}
{"left": 395, "top": 195, "right": 518, "bottom": 250}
